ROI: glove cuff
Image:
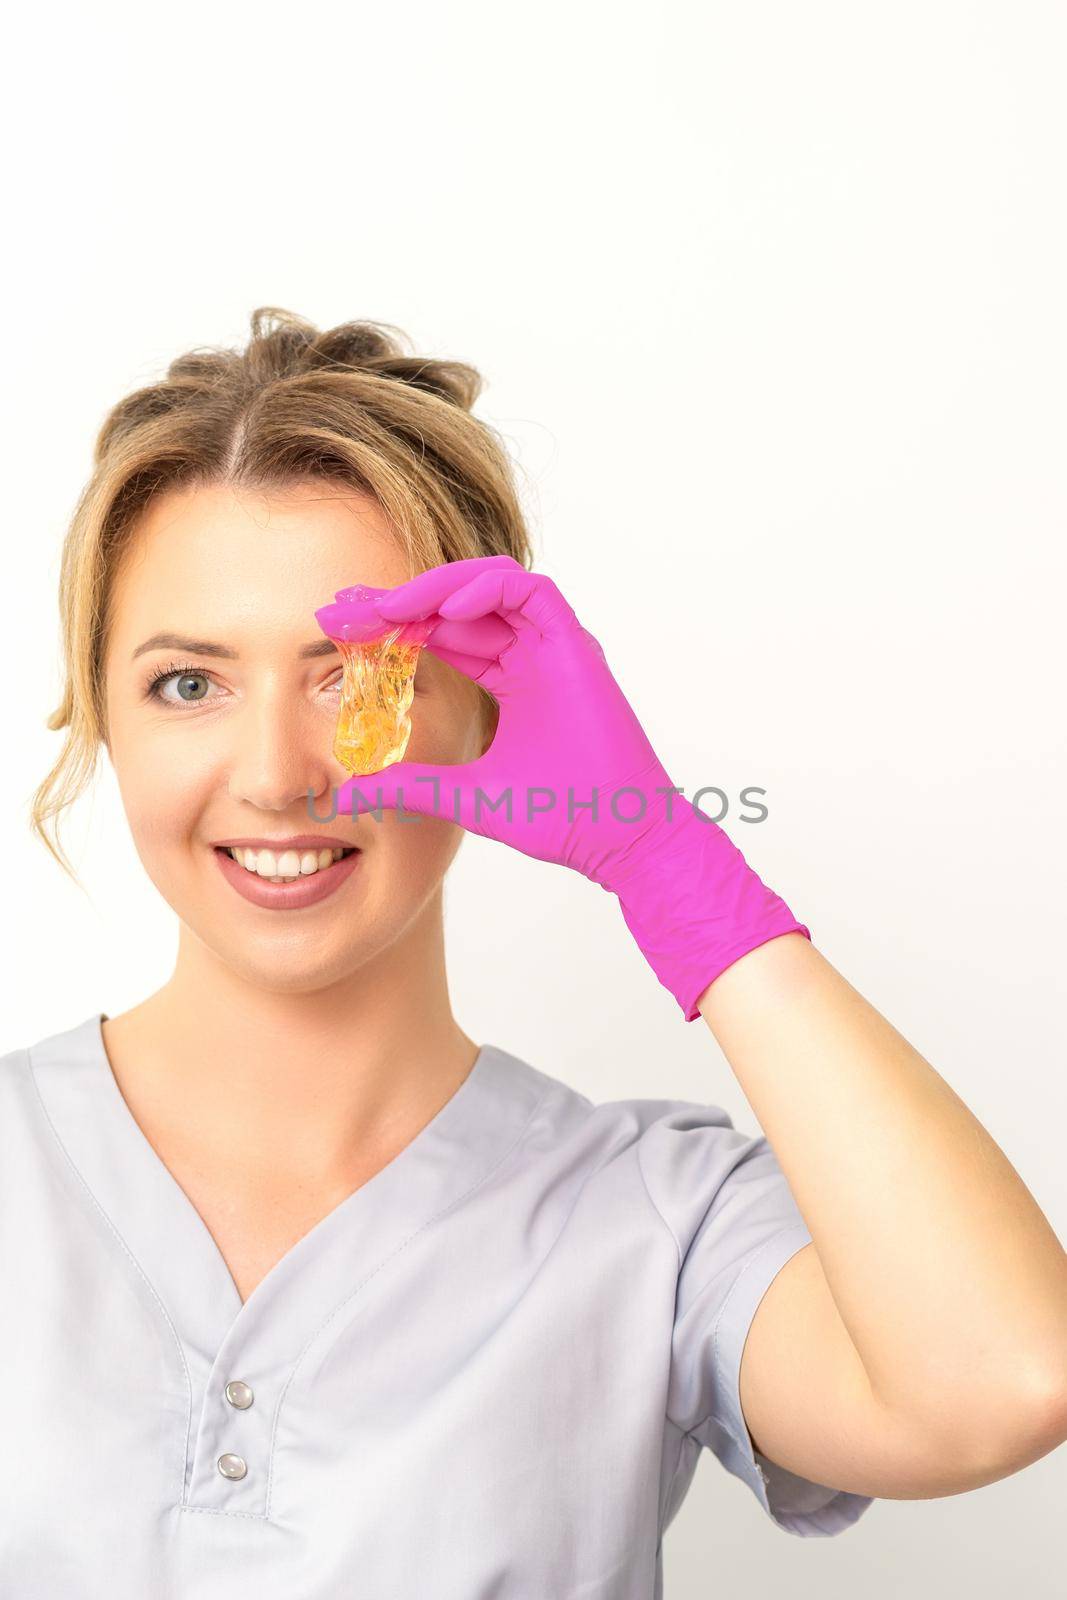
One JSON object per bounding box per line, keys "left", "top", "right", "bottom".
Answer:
{"left": 608, "top": 799, "right": 811, "bottom": 1021}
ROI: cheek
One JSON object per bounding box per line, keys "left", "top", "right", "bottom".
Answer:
{"left": 404, "top": 683, "right": 487, "bottom": 768}
{"left": 109, "top": 724, "right": 214, "bottom": 861}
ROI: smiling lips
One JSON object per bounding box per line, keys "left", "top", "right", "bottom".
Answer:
{"left": 213, "top": 842, "right": 362, "bottom": 909}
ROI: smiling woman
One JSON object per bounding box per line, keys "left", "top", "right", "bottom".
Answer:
{"left": 3, "top": 308, "right": 885, "bottom": 1597}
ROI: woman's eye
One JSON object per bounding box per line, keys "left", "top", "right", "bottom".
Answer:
{"left": 144, "top": 665, "right": 367, "bottom": 708}
{"left": 148, "top": 669, "right": 217, "bottom": 706}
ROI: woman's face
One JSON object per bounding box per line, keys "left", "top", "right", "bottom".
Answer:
{"left": 102, "top": 480, "right": 491, "bottom": 995}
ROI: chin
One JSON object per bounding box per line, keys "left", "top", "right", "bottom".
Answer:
{"left": 206, "top": 942, "right": 369, "bottom": 997}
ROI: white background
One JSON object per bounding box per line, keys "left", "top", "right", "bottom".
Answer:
{"left": 3, "top": 2, "right": 1065, "bottom": 1591}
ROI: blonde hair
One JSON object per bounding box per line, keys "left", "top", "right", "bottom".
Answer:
{"left": 31, "top": 307, "right": 535, "bottom": 884}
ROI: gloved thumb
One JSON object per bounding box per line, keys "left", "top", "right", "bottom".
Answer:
{"left": 336, "top": 760, "right": 477, "bottom": 829}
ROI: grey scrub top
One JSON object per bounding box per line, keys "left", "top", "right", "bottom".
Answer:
{"left": 0, "top": 1013, "right": 872, "bottom": 1597}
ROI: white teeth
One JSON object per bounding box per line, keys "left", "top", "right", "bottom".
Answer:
{"left": 227, "top": 846, "right": 348, "bottom": 882}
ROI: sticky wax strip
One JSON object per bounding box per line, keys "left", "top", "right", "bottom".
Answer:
{"left": 314, "top": 584, "right": 436, "bottom": 776}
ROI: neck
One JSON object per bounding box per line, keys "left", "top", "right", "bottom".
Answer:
{"left": 100, "top": 896, "right": 478, "bottom": 1194}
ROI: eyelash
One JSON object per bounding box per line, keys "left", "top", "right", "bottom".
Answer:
{"left": 142, "top": 659, "right": 345, "bottom": 708}
{"left": 141, "top": 658, "right": 423, "bottom": 707}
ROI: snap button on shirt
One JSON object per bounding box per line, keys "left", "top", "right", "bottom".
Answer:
{"left": 217, "top": 1454, "right": 248, "bottom": 1481}
{"left": 225, "top": 1380, "right": 254, "bottom": 1409}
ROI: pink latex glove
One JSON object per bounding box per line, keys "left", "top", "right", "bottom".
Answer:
{"left": 315, "top": 556, "right": 810, "bottom": 1020}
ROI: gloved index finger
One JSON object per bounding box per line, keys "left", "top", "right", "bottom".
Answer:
{"left": 373, "top": 555, "right": 524, "bottom": 621}
{"left": 314, "top": 579, "right": 440, "bottom": 649}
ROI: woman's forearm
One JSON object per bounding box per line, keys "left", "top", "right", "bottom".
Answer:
{"left": 696, "top": 931, "right": 1067, "bottom": 1439}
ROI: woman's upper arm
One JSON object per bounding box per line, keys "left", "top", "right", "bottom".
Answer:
{"left": 738, "top": 1239, "right": 1036, "bottom": 1500}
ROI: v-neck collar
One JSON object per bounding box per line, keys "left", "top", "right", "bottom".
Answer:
{"left": 30, "top": 1011, "right": 549, "bottom": 1513}
{"left": 30, "top": 1004, "right": 556, "bottom": 1516}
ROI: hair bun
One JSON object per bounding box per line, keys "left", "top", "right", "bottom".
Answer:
{"left": 234, "top": 308, "right": 483, "bottom": 411}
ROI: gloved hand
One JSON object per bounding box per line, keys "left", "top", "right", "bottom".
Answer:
{"left": 316, "top": 555, "right": 809, "bottom": 1020}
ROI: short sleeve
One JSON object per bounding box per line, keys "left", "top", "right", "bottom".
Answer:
{"left": 638, "top": 1101, "right": 875, "bottom": 1538}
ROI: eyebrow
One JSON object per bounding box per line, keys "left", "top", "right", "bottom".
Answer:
{"left": 131, "top": 631, "right": 339, "bottom": 662}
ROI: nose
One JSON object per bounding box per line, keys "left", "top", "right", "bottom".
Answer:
{"left": 225, "top": 681, "right": 343, "bottom": 816}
